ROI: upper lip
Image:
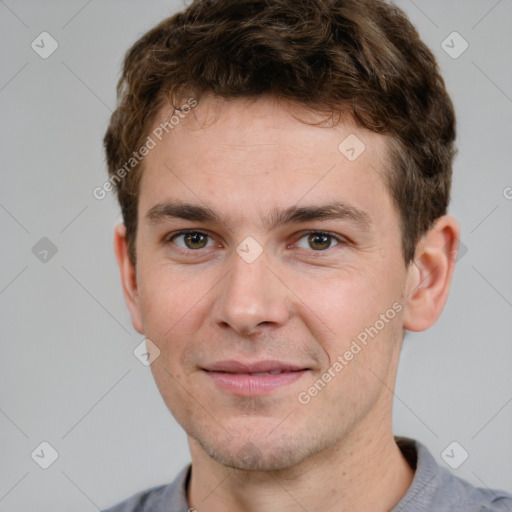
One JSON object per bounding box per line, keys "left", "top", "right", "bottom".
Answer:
{"left": 203, "top": 360, "right": 308, "bottom": 373}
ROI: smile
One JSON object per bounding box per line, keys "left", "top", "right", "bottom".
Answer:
{"left": 202, "top": 361, "right": 310, "bottom": 396}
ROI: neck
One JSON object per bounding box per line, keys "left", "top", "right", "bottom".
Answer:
{"left": 187, "top": 411, "right": 414, "bottom": 512}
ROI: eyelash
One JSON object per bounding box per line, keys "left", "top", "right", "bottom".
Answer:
{"left": 165, "top": 229, "right": 347, "bottom": 255}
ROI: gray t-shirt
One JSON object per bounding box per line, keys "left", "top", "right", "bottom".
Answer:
{"left": 103, "top": 437, "right": 512, "bottom": 511}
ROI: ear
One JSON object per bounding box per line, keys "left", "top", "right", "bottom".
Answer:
{"left": 114, "top": 223, "right": 144, "bottom": 334}
{"left": 402, "top": 215, "right": 460, "bottom": 332}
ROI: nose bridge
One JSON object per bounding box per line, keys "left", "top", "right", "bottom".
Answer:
{"left": 214, "top": 246, "right": 289, "bottom": 334}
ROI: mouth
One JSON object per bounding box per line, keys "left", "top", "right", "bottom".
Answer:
{"left": 201, "top": 360, "right": 310, "bottom": 396}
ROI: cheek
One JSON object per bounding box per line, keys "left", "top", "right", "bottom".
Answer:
{"left": 137, "top": 265, "right": 208, "bottom": 355}
{"left": 149, "top": 359, "right": 197, "bottom": 429}
{"left": 290, "top": 266, "right": 382, "bottom": 333}
{"left": 290, "top": 264, "right": 403, "bottom": 365}
{"left": 139, "top": 262, "right": 198, "bottom": 316}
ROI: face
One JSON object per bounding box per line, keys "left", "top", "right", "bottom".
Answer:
{"left": 128, "top": 95, "right": 413, "bottom": 471}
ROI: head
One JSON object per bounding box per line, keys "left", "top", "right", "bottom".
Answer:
{"left": 105, "top": 0, "right": 459, "bottom": 471}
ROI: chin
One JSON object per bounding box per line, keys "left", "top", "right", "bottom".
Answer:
{"left": 192, "top": 427, "right": 326, "bottom": 472}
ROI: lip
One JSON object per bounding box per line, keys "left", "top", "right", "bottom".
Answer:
{"left": 202, "top": 360, "right": 310, "bottom": 396}
{"left": 204, "top": 360, "right": 307, "bottom": 373}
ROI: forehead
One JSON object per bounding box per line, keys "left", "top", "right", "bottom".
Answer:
{"left": 138, "top": 95, "right": 396, "bottom": 228}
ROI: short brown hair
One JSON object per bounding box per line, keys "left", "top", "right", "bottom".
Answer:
{"left": 104, "top": 0, "right": 456, "bottom": 265}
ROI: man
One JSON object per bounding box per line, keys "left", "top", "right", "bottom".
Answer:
{"left": 102, "top": 0, "right": 512, "bottom": 510}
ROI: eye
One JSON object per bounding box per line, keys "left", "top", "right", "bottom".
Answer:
{"left": 294, "top": 231, "right": 343, "bottom": 251}
{"left": 168, "top": 230, "right": 216, "bottom": 251}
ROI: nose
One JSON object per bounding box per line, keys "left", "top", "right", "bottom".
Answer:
{"left": 213, "top": 248, "right": 291, "bottom": 337}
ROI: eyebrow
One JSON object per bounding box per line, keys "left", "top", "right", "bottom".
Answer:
{"left": 145, "top": 200, "right": 372, "bottom": 231}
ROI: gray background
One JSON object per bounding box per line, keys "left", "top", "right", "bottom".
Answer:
{"left": 1, "top": 0, "right": 511, "bottom": 510}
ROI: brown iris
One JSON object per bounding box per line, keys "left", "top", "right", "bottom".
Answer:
{"left": 183, "top": 232, "right": 208, "bottom": 249}
{"left": 308, "top": 233, "right": 331, "bottom": 250}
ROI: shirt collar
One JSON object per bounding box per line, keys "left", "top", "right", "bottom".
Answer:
{"left": 160, "top": 436, "right": 442, "bottom": 511}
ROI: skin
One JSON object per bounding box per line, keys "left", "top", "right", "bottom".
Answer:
{"left": 114, "top": 94, "right": 459, "bottom": 512}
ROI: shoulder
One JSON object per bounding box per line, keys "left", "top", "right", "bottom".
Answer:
{"left": 102, "top": 483, "right": 171, "bottom": 512}
{"left": 437, "top": 467, "right": 512, "bottom": 512}
{"left": 102, "top": 465, "right": 191, "bottom": 512}
{"left": 394, "top": 437, "right": 512, "bottom": 512}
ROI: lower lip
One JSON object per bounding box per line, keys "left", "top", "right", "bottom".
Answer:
{"left": 204, "top": 370, "right": 308, "bottom": 396}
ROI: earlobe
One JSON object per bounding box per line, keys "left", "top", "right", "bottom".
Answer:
{"left": 113, "top": 223, "right": 144, "bottom": 334}
{"left": 402, "top": 216, "right": 460, "bottom": 332}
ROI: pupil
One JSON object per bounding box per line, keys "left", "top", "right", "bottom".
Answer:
{"left": 186, "top": 232, "right": 206, "bottom": 248}
{"left": 310, "top": 233, "right": 330, "bottom": 250}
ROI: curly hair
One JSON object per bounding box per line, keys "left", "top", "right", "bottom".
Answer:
{"left": 103, "top": 0, "right": 456, "bottom": 265}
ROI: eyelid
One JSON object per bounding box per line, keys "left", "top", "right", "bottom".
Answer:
{"left": 166, "top": 228, "right": 210, "bottom": 241}
{"left": 166, "top": 229, "right": 218, "bottom": 253}
{"left": 165, "top": 229, "right": 348, "bottom": 253}
{"left": 291, "top": 230, "right": 347, "bottom": 248}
